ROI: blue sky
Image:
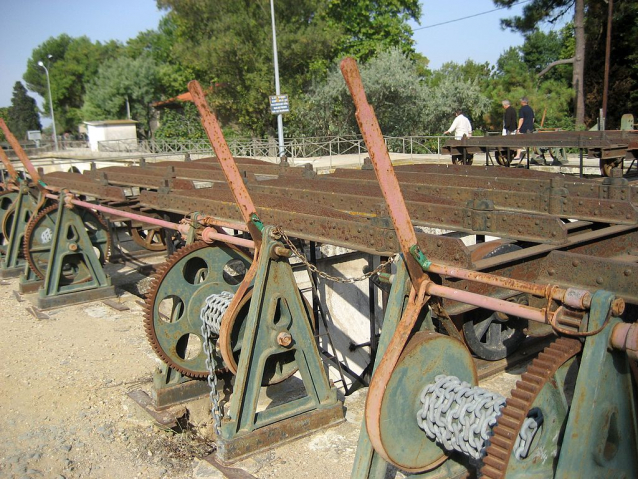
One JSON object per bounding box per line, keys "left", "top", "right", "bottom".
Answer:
{"left": 0, "top": 0, "right": 533, "bottom": 113}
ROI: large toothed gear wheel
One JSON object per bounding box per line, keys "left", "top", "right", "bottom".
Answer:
{"left": 0, "top": 191, "right": 18, "bottom": 255}
{"left": 480, "top": 337, "right": 582, "bottom": 478}
{"left": 130, "top": 219, "right": 168, "bottom": 252}
{"left": 144, "top": 241, "right": 312, "bottom": 383}
{"left": 23, "top": 203, "right": 111, "bottom": 281}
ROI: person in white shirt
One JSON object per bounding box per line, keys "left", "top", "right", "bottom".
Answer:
{"left": 443, "top": 109, "right": 472, "bottom": 140}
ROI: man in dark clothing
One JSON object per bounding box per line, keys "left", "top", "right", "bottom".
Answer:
{"left": 502, "top": 100, "right": 517, "bottom": 135}
{"left": 514, "top": 97, "right": 535, "bottom": 160}
{"left": 517, "top": 97, "right": 535, "bottom": 134}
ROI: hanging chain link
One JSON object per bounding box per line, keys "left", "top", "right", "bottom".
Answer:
{"left": 200, "top": 291, "right": 234, "bottom": 436}
{"left": 416, "top": 375, "right": 542, "bottom": 461}
{"left": 273, "top": 225, "right": 397, "bottom": 284}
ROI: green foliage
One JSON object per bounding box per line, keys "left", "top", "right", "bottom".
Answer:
{"left": 23, "top": 34, "right": 123, "bottom": 132}
{"left": 289, "top": 48, "right": 427, "bottom": 137}
{"left": 125, "top": 16, "right": 196, "bottom": 97}
{"left": 156, "top": 0, "right": 342, "bottom": 137}
{"left": 289, "top": 48, "right": 491, "bottom": 137}
{"left": 584, "top": 0, "right": 638, "bottom": 127}
{"left": 7, "top": 82, "right": 42, "bottom": 141}
{"left": 493, "top": 0, "right": 575, "bottom": 33}
{"left": 82, "top": 54, "right": 161, "bottom": 138}
{"left": 154, "top": 103, "right": 206, "bottom": 140}
{"left": 0, "top": 107, "right": 9, "bottom": 142}
{"left": 326, "top": 0, "right": 421, "bottom": 61}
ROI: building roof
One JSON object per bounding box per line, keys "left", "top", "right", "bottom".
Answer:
{"left": 84, "top": 120, "right": 138, "bottom": 126}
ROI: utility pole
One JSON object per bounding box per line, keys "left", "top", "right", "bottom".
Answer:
{"left": 270, "top": 0, "right": 285, "bottom": 162}
{"left": 37, "top": 54, "right": 58, "bottom": 151}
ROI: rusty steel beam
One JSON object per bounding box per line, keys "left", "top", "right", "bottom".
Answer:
{"left": 138, "top": 189, "right": 472, "bottom": 265}
{"left": 142, "top": 158, "right": 313, "bottom": 177}
{"left": 332, "top": 166, "right": 636, "bottom": 201}
{"left": 440, "top": 225, "right": 638, "bottom": 314}
{"left": 247, "top": 176, "right": 635, "bottom": 228}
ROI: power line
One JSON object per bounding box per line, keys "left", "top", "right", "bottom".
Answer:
{"left": 413, "top": 0, "right": 532, "bottom": 31}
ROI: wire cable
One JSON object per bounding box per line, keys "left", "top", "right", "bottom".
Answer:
{"left": 414, "top": 0, "right": 533, "bottom": 31}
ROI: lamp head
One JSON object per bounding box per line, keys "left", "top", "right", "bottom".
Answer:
{"left": 37, "top": 61, "right": 44, "bottom": 67}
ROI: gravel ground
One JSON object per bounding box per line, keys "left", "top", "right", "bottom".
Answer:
{"left": 0, "top": 273, "right": 523, "bottom": 479}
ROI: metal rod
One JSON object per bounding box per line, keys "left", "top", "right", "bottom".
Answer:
{"left": 52, "top": 193, "right": 255, "bottom": 250}
{"left": 188, "top": 80, "right": 262, "bottom": 245}
{"left": 426, "top": 263, "right": 589, "bottom": 309}
{"left": 340, "top": 57, "right": 427, "bottom": 290}
{"left": 0, "top": 119, "right": 43, "bottom": 186}
{"left": 426, "top": 282, "right": 548, "bottom": 324}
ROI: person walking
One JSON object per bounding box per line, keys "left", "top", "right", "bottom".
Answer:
{"left": 443, "top": 109, "right": 472, "bottom": 140}
{"left": 502, "top": 100, "right": 517, "bottom": 135}
{"left": 513, "top": 97, "right": 535, "bottom": 160}
{"left": 516, "top": 97, "right": 535, "bottom": 134}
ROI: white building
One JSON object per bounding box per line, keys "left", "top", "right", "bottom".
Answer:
{"left": 84, "top": 120, "right": 138, "bottom": 152}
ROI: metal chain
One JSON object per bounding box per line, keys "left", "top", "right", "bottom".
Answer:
{"left": 200, "top": 291, "right": 234, "bottom": 436}
{"left": 416, "top": 375, "right": 542, "bottom": 461}
{"left": 273, "top": 225, "right": 397, "bottom": 284}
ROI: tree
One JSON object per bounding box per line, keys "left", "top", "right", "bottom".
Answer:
{"left": 0, "top": 107, "right": 9, "bottom": 142}
{"left": 484, "top": 45, "right": 574, "bottom": 131}
{"left": 494, "top": 0, "right": 586, "bottom": 127}
{"left": 126, "top": 16, "right": 197, "bottom": 98}
{"left": 23, "top": 35, "right": 122, "bottom": 133}
{"left": 289, "top": 48, "right": 491, "bottom": 137}
{"left": 290, "top": 48, "right": 428, "bottom": 137}
{"left": 156, "top": 0, "right": 423, "bottom": 136}
{"left": 326, "top": 0, "right": 422, "bottom": 61}
{"left": 156, "top": 0, "right": 342, "bottom": 137}
{"left": 583, "top": 1, "right": 638, "bottom": 127}
{"left": 7, "top": 82, "right": 42, "bottom": 141}
{"left": 82, "top": 54, "right": 161, "bottom": 138}
{"left": 154, "top": 103, "right": 207, "bottom": 140}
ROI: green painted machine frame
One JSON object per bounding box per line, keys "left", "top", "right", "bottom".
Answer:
{"left": 0, "top": 185, "right": 41, "bottom": 279}
{"left": 350, "top": 278, "right": 638, "bottom": 478}
{"left": 214, "top": 226, "right": 343, "bottom": 463}
{"left": 36, "top": 194, "right": 115, "bottom": 310}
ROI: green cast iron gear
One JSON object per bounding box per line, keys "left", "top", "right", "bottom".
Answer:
{"left": 0, "top": 191, "right": 18, "bottom": 255}
{"left": 480, "top": 337, "right": 582, "bottom": 479}
{"left": 23, "top": 203, "right": 111, "bottom": 280}
{"left": 144, "top": 240, "right": 312, "bottom": 384}
{"left": 143, "top": 241, "right": 252, "bottom": 378}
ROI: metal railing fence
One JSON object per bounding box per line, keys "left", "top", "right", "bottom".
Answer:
{"left": 95, "top": 135, "right": 447, "bottom": 159}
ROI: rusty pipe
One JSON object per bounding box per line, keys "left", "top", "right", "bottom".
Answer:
{"left": 425, "top": 282, "right": 550, "bottom": 324}
{"left": 0, "top": 119, "right": 43, "bottom": 187}
{"left": 427, "top": 263, "right": 592, "bottom": 310}
{"left": 50, "top": 194, "right": 254, "bottom": 250}
{"left": 610, "top": 322, "right": 638, "bottom": 361}
{"left": 200, "top": 227, "right": 254, "bottom": 249}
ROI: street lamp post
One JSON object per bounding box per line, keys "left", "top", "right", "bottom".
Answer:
{"left": 269, "top": 0, "right": 285, "bottom": 162}
{"left": 37, "top": 57, "right": 58, "bottom": 151}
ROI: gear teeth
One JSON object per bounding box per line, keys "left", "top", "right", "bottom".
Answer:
{"left": 142, "top": 240, "right": 214, "bottom": 379}
{"left": 480, "top": 337, "right": 581, "bottom": 479}
{"left": 23, "top": 202, "right": 112, "bottom": 280}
